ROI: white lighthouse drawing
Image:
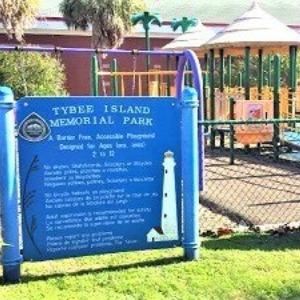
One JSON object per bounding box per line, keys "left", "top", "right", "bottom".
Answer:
{"left": 147, "top": 151, "right": 179, "bottom": 242}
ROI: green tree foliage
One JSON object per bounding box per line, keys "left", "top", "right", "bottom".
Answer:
{"left": 59, "top": 0, "right": 146, "bottom": 48}
{"left": 0, "top": 52, "right": 67, "bottom": 99}
{"left": 0, "top": 0, "right": 40, "bottom": 42}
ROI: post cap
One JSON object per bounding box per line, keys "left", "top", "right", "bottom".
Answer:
{"left": 182, "top": 87, "right": 198, "bottom": 107}
{"left": 0, "top": 86, "right": 14, "bottom": 103}
{"left": 182, "top": 87, "right": 198, "bottom": 100}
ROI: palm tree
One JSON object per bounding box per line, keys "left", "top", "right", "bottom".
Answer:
{"left": 60, "top": 0, "right": 146, "bottom": 48}
{"left": 0, "top": 0, "right": 40, "bottom": 42}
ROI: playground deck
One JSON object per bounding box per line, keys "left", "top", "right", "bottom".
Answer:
{"left": 200, "top": 148, "right": 300, "bottom": 233}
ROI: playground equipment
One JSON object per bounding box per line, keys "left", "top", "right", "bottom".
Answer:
{"left": 91, "top": 53, "right": 195, "bottom": 97}
{"left": 200, "top": 1, "right": 300, "bottom": 147}
{"left": 94, "top": 68, "right": 177, "bottom": 97}
{"left": 131, "top": 11, "right": 162, "bottom": 72}
{"left": 0, "top": 45, "right": 204, "bottom": 283}
{"left": 90, "top": 19, "right": 214, "bottom": 98}
{"left": 93, "top": 68, "right": 192, "bottom": 97}
{"left": 171, "top": 17, "right": 198, "bottom": 34}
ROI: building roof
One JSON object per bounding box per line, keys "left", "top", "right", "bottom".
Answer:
{"left": 163, "top": 23, "right": 215, "bottom": 50}
{"left": 203, "top": 1, "right": 300, "bottom": 53}
{"left": 40, "top": 0, "right": 300, "bottom": 26}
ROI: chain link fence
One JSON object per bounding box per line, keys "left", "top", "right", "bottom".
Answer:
{"left": 200, "top": 120, "right": 300, "bottom": 235}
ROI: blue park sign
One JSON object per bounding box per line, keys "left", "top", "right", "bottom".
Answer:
{"left": 17, "top": 97, "right": 182, "bottom": 260}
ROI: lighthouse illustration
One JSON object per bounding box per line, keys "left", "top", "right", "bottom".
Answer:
{"left": 147, "top": 151, "right": 179, "bottom": 242}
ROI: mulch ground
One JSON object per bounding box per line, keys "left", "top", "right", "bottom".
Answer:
{"left": 200, "top": 148, "right": 300, "bottom": 233}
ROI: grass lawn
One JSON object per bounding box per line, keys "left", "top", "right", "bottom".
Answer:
{"left": 1, "top": 233, "right": 300, "bottom": 300}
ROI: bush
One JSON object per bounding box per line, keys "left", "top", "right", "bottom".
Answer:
{"left": 0, "top": 51, "right": 67, "bottom": 99}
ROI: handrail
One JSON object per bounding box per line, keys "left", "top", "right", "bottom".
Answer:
{"left": 0, "top": 45, "right": 184, "bottom": 57}
{"left": 98, "top": 70, "right": 193, "bottom": 76}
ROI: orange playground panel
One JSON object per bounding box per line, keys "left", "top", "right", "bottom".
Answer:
{"left": 234, "top": 100, "right": 274, "bottom": 145}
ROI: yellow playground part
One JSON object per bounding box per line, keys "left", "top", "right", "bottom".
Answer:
{"left": 98, "top": 69, "right": 186, "bottom": 97}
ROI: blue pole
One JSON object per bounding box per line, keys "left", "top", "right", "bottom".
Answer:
{"left": 181, "top": 87, "right": 199, "bottom": 260}
{"left": 175, "top": 50, "right": 204, "bottom": 191}
{"left": 0, "top": 87, "right": 22, "bottom": 283}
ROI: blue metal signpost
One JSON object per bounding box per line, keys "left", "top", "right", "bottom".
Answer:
{"left": 0, "top": 48, "right": 203, "bottom": 283}
{"left": 0, "top": 87, "right": 22, "bottom": 283}
{"left": 182, "top": 88, "right": 200, "bottom": 260}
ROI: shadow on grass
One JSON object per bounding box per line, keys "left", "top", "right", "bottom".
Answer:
{"left": 202, "top": 232, "right": 300, "bottom": 251}
{"left": 2, "top": 255, "right": 184, "bottom": 284}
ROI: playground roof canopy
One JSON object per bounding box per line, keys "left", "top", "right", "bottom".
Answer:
{"left": 202, "top": 1, "right": 300, "bottom": 54}
{"left": 162, "top": 23, "right": 215, "bottom": 51}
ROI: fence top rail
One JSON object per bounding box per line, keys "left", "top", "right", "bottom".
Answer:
{"left": 0, "top": 45, "right": 184, "bottom": 57}
{"left": 199, "top": 119, "right": 300, "bottom": 126}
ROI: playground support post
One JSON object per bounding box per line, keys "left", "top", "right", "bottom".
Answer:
{"left": 131, "top": 12, "right": 162, "bottom": 73}
{"left": 220, "top": 49, "right": 225, "bottom": 92}
{"left": 166, "top": 55, "right": 171, "bottom": 96}
{"left": 204, "top": 53, "right": 208, "bottom": 72}
{"left": 209, "top": 49, "right": 216, "bottom": 148}
{"left": 145, "top": 26, "right": 150, "bottom": 72}
{"left": 91, "top": 55, "right": 99, "bottom": 96}
{"left": 203, "top": 72, "right": 208, "bottom": 120}
{"left": 244, "top": 47, "right": 251, "bottom": 99}
{"left": 288, "top": 46, "right": 298, "bottom": 118}
{"left": 293, "top": 47, "right": 298, "bottom": 92}
{"left": 111, "top": 59, "right": 119, "bottom": 96}
{"left": 0, "top": 87, "right": 22, "bottom": 283}
{"left": 289, "top": 46, "right": 298, "bottom": 92}
{"left": 226, "top": 55, "right": 232, "bottom": 88}
{"left": 267, "top": 55, "right": 272, "bottom": 87}
{"left": 273, "top": 55, "right": 281, "bottom": 161}
{"left": 181, "top": 87, "right": 199, "bottom": 261}
{"left": 258, "top": 49, "right": 263, "bottom": 100}
{"left": 238, "top": 72, "right": 243, "bottom": 88}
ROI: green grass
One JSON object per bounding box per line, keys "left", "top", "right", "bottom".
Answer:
{"left": 1, "top": 233, "right": 300, "bottom": 300}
